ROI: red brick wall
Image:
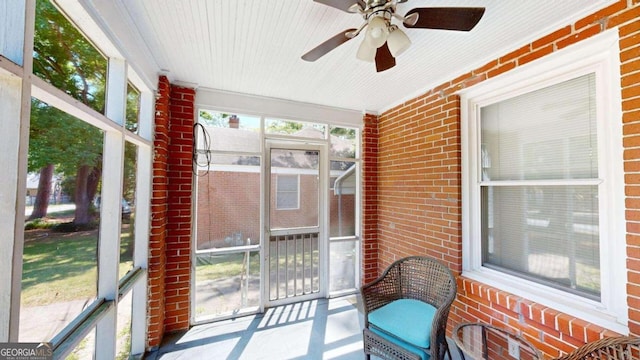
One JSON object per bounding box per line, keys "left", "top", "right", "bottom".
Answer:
{"left": 196, "top": 171, "right": 261, "bottom": 249}
{"left": 147, "top": 75, "right": 170, "bottom": 349}
{"left": 377, "top": 88, "right": 462, "bottom": 271}
{"left": 196, "top": 171, "right": 356, "bottom": 248}
{"left": 362, "top": 113, "right": 379, "bottom": 284}
{"left": 164, "top": 85, "right": 195, "bottom": 333}
{"left": 364, "top": 1, "right": 640, "bottom": 357}
{"left": 147, "top": 78, "right": 195, "bottom": 347}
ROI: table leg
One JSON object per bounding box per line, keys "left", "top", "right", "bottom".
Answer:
{"left": 481, "top": 326, "right": 488, "bottom": 359}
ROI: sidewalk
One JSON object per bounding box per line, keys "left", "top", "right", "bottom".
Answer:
{"left": 24, "top": 203, "right": 76, "bottom": 217}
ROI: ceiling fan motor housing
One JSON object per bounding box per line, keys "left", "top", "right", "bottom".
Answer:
{"left": 367, "top": 0, "right": 392, "bottom": 10}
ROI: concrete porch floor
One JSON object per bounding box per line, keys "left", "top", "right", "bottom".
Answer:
{"left": 146, "top": 295, "right": 462, "bottom": 360}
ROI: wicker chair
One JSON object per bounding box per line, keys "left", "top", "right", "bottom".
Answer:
{"left": 554, "top": 336, "right": 640, "bottom": 360}
{"left": 361, "top": 256, "right": 457, "bottom": 360}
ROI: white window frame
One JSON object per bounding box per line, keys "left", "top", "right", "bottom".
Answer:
{"left": 460, "top": 29, "right": 627, "bottom": 333}
{"left": 275, "top": 174, "right": 300, "bottom": 210}
{"left": 0, "top": 1, "right": 153, "bottom": 357}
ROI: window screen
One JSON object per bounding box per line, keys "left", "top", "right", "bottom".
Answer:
{"left": 276, "top": 174, "right": 299, "bottom": 210}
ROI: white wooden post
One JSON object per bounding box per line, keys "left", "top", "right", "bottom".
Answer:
{"left": 95, "top": 57, "right": 127, "bottom": 360}
{"left": 130, "top": 138, "right": 152, "bottom": 355}
{"left": 0, "top": 0, "right": 34, "bottom": 342}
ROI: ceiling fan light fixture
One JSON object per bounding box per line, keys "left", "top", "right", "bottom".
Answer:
{"left": 387, "top": 26, "right": 411, "bottom": 57}
{"left": 365, "top": 15, "right": 389, "bottom": 48}
{"left": 403, "top": 12, "right": 419, "bottom": 27}
{"left": 347, "top": 3, "right": 363, "bottom": 13}
{"left": 356, "top": 37, "right": 376, "bottom": 62}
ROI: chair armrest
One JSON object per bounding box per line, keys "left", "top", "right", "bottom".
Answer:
{"left": 360, "top": 272, "right": 401, "bottom": 320}
{"left": 554, "top": 336, "right": 640, "bottom": 360}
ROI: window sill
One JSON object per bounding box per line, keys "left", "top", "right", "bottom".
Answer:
{"left": 461, "top": 267, "right": 628, "bottom": 335}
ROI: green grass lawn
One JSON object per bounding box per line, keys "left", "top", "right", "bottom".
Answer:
{"left": 195, "top": 252, "right": 260, "bottom": 279}
{"left": 21, "top": 227, "right": 133, "bottom": 307}
{"left": 195, "top": 248, "right": 320, "bottom": 282}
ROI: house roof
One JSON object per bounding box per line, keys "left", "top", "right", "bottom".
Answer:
{"left": 81, "top": 0, "right": 613, "bottom": 114}
{"left": 202, "top": 126, "right": 355, "bottom": 160}
{"left": 199, "top": 125, "right": 355, "bottom": 168}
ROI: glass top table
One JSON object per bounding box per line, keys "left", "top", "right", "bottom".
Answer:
{"left": 453, "top": 323, "right": 543, "bottom": 360}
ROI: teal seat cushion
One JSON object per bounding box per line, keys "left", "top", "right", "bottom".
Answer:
{"left": 368, "top": 299, "right": 437, "bottom": 349}
{"left": 369, "top": 327, "right": 429, "bottom": 360}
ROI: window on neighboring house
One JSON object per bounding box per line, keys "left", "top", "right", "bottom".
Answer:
{"left": 461, "top": 31, "right": 626, "bottom": 333}
{"left": 276, "top": 174, "right": 299, "bottom": 210}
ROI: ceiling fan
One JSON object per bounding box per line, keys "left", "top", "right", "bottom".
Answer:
{"left": 301, "top": 0, "right": 485, "bottom": 72}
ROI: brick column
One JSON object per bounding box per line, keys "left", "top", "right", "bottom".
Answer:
{"left": 163, "top": 85, "right": 195, "bottom": 332}
{"left": 147, "top": 75, "right": 170, "bottom": 349}
{"left": 147, "top": 78, "right": 195, "bottom": 348}
{"left": 362, "top": 113, "right": 379, "bottom": 283}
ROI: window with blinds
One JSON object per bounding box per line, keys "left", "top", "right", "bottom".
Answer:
{"left": 462, "top": 31, "right": 626, "bottom": 332}
{"left": 276, "top": 174, "right": 300, "bottom": 210}
{"left": 479, "top": 74, "right": 600, "bottom": 300}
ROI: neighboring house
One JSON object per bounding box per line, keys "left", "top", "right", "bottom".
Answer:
{"left": 196, "top": 124, "right": 355, "bottom": 249}
{"left": 25, "top": 173, "right": 67, "bottom": 206}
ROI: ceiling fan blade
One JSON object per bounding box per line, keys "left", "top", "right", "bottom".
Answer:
{"left": 313, "top": 0, "right": 365, "bottom": 13}
{"left": 375, "top": 43, "right": 396, "bottom": 73}
{"left": 404, "top": 7, "right": 485, "bottom": 31}
{"left": 302, "top": 28, "right": 357, "bottom": 62}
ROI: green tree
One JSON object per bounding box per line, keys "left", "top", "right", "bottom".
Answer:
{"left": 126, "top": 84, "right": 140, "bottom": 133}
{"left": 267, "top": 119, "right": 303, "bottom": 134}
{"left": 27, "top": 100, "right": 63, "bottom": 220}
{"left": 33, "top": 1, "right": 106, "bottom": 109}
{"left": 330, "top": 127, "right": 356, "bottom": 138}
{"left": 29, "top": 0, "right": 107, "bottom": 225}
{"left": 329, "top": 127, "right": 356, "bottom": 159}
{"left": 198, "top": 110, "right": 229, "bottom": 127}
{"left": 123, "top": 142, "right": 138, "bottom": 204}
{"left": 121, "top": 142, "right": 137, "bottom": 257}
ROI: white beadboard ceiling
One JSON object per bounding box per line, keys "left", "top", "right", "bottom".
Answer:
{"left": 102, "top": 0, "right": 612, "bottom": 113}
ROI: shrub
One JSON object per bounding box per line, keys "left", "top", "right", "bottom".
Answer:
{"left": 24, "top": 218, "right": 56, "bottom": 230}
{"left": 52, "top": 221, "right": 99, "bottom": 233}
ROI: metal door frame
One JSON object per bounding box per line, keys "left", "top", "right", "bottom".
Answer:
{"left": 263, "top": 140, "right": 328, "bottom": 308}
